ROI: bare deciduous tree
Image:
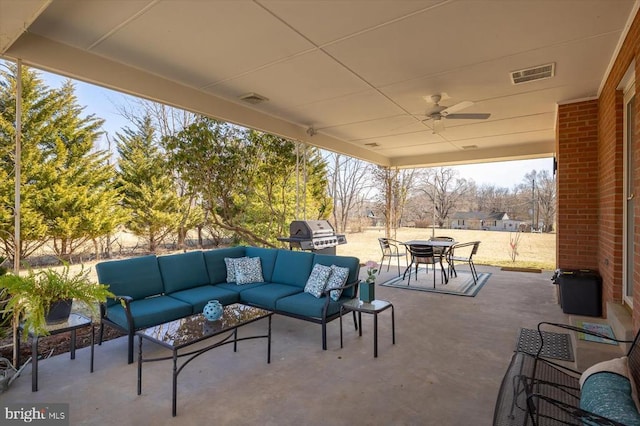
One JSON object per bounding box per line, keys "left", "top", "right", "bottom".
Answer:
{"left": 371, "top": 166, "right": 417, "bottom": 238}
{"left": 418, "top": 168, "right": 471, "bottom": 227}
{"left": 326, "top": 153, "right": 372, "bottom": 233}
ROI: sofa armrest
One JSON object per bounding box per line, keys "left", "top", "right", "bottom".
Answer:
{"left": 101, "top": 295, "right": 135, "bottom": 332}
{"left": 319, "top": 280, "right": 360, "bottom": 320}
{"left": 536, "top": 321, "right": 634, "bottom": 361}
{"left": 320, "top": 279, "right": 359, "bottom": 298}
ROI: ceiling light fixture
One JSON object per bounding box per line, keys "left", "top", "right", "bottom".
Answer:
{"left": 239, "top": 92, "right": 269, "bottom": 104}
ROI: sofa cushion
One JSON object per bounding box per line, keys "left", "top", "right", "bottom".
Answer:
{"left": 276, "top": 292, "right": 343, "bottom": 318}
{"left": 216, "top": 282, "right": 267, "bottom": 294}
{"left": 158, "top": 251, "right": 209, "bottom": 293}
{"left": 204, "top": 247, "right": 246, "bottom": 284}
{"left": 580, "top": 372, "right": 640, "bottom": 425}
{"left": 168, "top": 285, "right": 240, "bottom": 312}
{"left": 235, "top": 257, "right": 264, "bottom": 284}
{"left": 245, "top": 246, "right": 279, "bottom": 282}
{"left": 326, "top": 265, "right": 350, "bottom": 301}
{"left": 313, "top": 253, "right": 360, "bottom": 298}
{"left": 580, "top": 356, "right": 640, "bottom": 413}
{"left": 304, "top": 263, "right": 332, "bottom": 298}
{"left": 271, "top": 250, "right": 315, "bottom": 288}
{"left": 105, "top": 295, "right": 193, "bottom": 330}
{"left": 96, "top": 255, "right": 164, "bottom": 306}
{"left": 239, "top": 283, "right": 302, "bottom": 310}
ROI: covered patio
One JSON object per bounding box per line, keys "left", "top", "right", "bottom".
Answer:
{"left": 1, "top": 266, "right": 622, "bottom": 424}
{"left": 2, "top": 1, "right": 640, "bottom": 423}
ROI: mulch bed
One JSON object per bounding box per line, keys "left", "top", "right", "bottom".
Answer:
{"left": 0, "top": 326, "right": 125, "bottom": 367}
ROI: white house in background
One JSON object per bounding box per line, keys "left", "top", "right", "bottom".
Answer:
{"left": 449, "top": 211, "right": 521, "bottom": 231}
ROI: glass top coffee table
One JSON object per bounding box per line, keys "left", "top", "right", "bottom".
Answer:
{"left": 136, "top": 303, "right": 273, "bottom": 416}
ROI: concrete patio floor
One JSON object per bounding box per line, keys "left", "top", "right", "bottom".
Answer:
{"left": 1, "top": 266, "right": 624, "bottom": 425}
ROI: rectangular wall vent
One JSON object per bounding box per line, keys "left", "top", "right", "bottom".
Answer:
{"left": 510, "top": 63, "right": 555, "bottom": 85}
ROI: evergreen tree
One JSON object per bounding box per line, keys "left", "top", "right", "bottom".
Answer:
{"left": 0, "top": 62, "right": 121, "bottom": 261}
{"left": 116, "top": 115, "right": 181, "bottom": 252}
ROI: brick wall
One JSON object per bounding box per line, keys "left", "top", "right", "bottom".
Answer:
{"left": 559, "top": 7, "right": 640, "bottom": 328}
{"left": 597, "top": 8, "right": 639, "bottom": 328}
{"left": 556, "top": 100, "right": 600, "bottom": 270}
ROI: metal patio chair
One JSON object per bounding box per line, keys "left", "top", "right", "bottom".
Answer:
{"left": 378, "top": 238, "right": 407, "bottom": 276}
{"left": 403, "top": 244, "right": 445, "bottom": 288}
{"left": 447, "top": 241, "right": 481, "bottom": 284}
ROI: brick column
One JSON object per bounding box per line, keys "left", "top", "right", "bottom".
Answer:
{"left": 556, "top": 99, "right": 599, "bottom": 270}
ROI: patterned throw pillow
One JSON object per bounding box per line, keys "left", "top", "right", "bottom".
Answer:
{"left": 224, "top": 257, "right": 241, "bottom": 283}
{"left": 326, "top": 265, "right": 350, "bottom": 301}
{"left": 235, "top": 257, "right": 264, "bottom": 285}
{"left": 304, "top": 264, "right": 333, "bottom": 298}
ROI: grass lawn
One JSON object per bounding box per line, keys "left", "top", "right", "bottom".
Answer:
{"left": 336, "top": 227, "right": 556, "bottom": 271}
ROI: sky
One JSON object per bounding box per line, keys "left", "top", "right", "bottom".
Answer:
{"left": 40, "top": 70, "right": 553, "bottom": 188}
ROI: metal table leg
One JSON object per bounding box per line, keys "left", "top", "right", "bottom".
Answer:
{"left": 31, "top": 335, "right": 38, "bottom": 392}
{"left": 373, "top": 312, "right": 378, "bottom": 358}
{"left": 391, "top": 304, "right": 396, "bottom": 345}
{"left": 339, "top": 306, "right": 344, "bottom": 348}
{"left": 90, "top": 324, "right": 95, "bottom": 373}
{"left": 172, "top": 351, "right": 178, "bottom": 417}
{"left": 70, "top": 330, "right": 76, "bottom": 360}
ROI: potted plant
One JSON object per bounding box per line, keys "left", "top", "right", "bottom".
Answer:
{"left": 0, "top": 264, "right": 114, "bottom": 337}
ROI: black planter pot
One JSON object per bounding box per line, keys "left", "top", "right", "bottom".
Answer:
{"left": 45, "top": 299, "right": 73, "bottom": 325}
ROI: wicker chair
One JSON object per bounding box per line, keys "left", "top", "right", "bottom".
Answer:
{"left": 493, "top": 322, "right": 639, "bottom": 426}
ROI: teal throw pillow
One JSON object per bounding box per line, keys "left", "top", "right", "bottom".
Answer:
{"left": 304, "top": 264, "right": 333, "bottom": 298}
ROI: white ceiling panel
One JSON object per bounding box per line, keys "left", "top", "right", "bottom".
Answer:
{"left": 260, "top": 0, "right": 445, "bottom": 45}
{"left": 1, "top": 0, "right": 637, "bottom": 168}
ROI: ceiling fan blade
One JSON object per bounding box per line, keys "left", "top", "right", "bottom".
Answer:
{"left": 444, "top": 113, "right": 491, "bottom": 120}
{"left": 440, "top": 100, "right": 474, "bottom": 116}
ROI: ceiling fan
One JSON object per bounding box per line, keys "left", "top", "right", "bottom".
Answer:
{"left": 422, "top": 94, "right": 491, "bottom": 133}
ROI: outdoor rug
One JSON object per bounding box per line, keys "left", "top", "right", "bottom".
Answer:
{"left": 516, "top": 328, "right": 575, "bottom": 362}
{"left": 575, "top": 321, "right": 618, "bottom": 345}
{"left": 379, "top": 269, "right": 490, "bottom": 297}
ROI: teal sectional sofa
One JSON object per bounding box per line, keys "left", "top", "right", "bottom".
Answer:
{"left": 96, "top": 247, "right": 361, "bottom": 363}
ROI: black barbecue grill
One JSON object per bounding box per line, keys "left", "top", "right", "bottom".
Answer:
{"left": 278, "top": 220, "right": 346, "bottom": 255}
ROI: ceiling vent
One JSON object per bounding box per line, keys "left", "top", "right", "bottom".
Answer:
{"left": 510, "top": 63, "right": 555, "bottom": 85}
{"left": 462, "top": 145, "right": 478, "bottom": 150}
{"left": 239, "top": 92, "right": 269, "bottom": 104}
{"left": 364, "top": 142, "right": 379, "bottom": 147}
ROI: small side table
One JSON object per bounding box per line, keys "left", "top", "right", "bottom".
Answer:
{"left": 17, "top": 313, "right": 95, "bottom": 392}
{"left": 340, "top": 299, "right": 395, "bottom": 357}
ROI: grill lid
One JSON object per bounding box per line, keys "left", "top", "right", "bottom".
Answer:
{"left": 289, "top": 220, "right": 335, "bottom": 239}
